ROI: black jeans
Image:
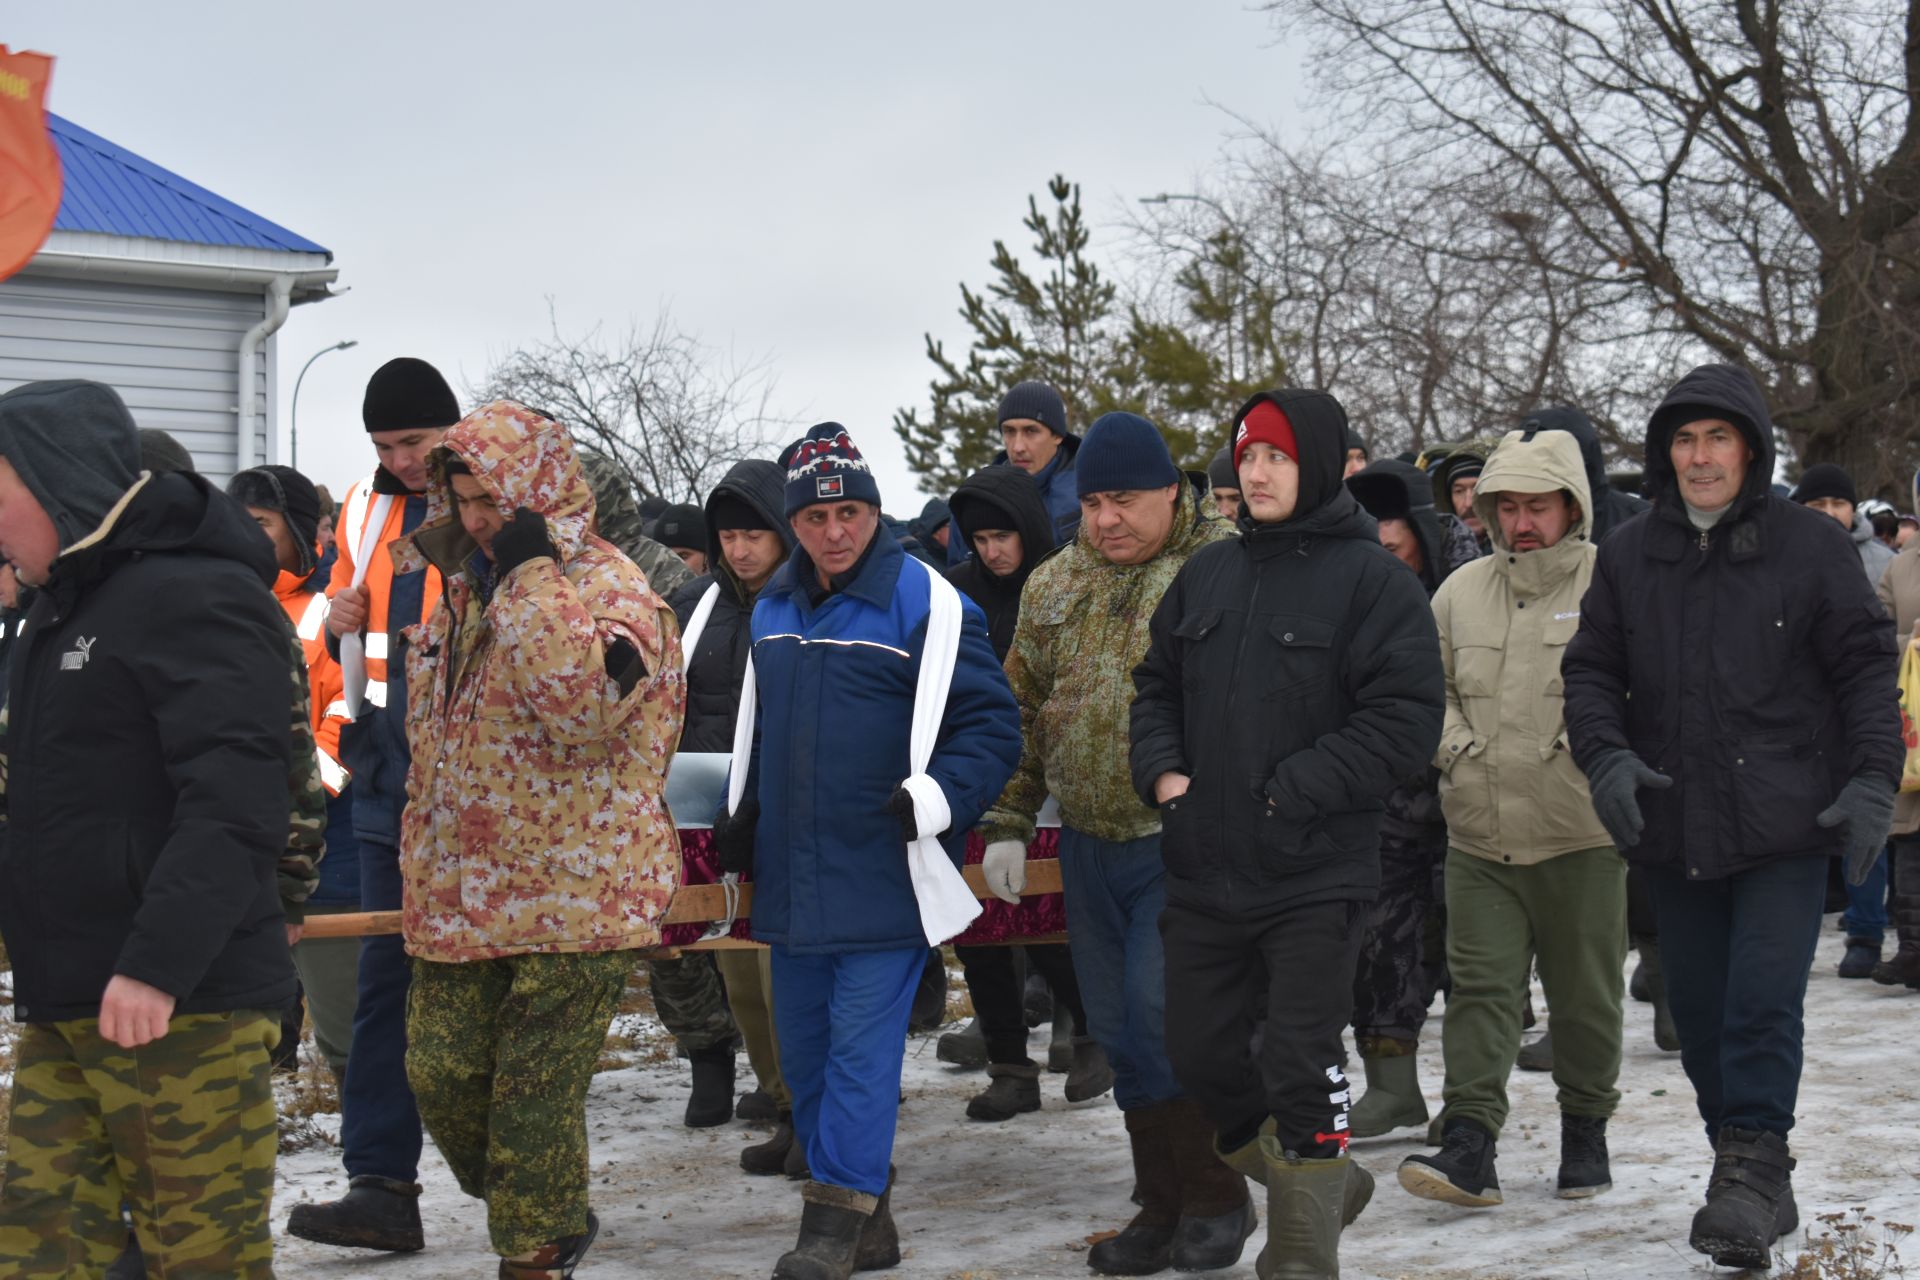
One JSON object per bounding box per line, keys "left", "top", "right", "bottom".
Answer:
{"left": 1162, "top": 898, "right": 1365, "bottom": 1155}
{"left": 955, "top": 943, "right": 1087, "bottom": 1064}
{"left": 1645, "top": 854, "right": 1826, "bottom": 1141}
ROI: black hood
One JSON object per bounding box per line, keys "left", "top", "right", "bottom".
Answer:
{"left": 949, "top": 464, "right": 1056, "bottom": 584}
{"left": 703, "top": 458, "right": 792, "bottom": 600}
{"left": 1346, "top": 458, "right": 1449, "bottom": 592}
{"left": 51, "top": 470, "right": 277, "bottom": 605}
{"left": 1232, "top": 388, "right": 1351, "bottom": 523}
{"left": 0, "top": 380, "right": 142, "bottom": 553}
{"left": 1643, "top": 364, "right": 1776, "bottom": 515}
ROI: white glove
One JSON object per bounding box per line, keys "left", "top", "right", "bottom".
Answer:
{"left": 982, "top": 841, "right": 1028, "bottom": 904}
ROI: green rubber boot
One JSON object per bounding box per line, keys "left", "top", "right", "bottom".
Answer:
{"left": 1347, "top": 1041, "right": 1429, "bottom": 1139}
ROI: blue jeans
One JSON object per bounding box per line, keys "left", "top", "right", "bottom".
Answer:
{"left": 1840, "top": 848, "right": 1891, "bottom": 945}
{"left": 771, "top": 945, "right": 922, "bottom": 1197}
{"left": 1646, "top": 854, "right": 1826, "bottom": 1141}
{"left": 340, "top": 839, "right": 424, "bottom": 1182}
{"left": 1057, "top": 828, "right": 1183, "bottom": 1111}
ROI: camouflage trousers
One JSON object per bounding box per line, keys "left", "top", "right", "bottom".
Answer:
{"left": 405, "top": 951, "right": 629, "bottom": 1257}
{"left": 1350, "top": 821, "right": 1450, "bottom": 1048}
{"left": 0, "top": 1011, "right": 279, "bottom": 1278}
{"left": 646, "top": 950, "right": 739, "bottom": 1053}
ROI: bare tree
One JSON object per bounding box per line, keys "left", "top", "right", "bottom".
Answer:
{"left": 1265, "top": 0, "right": 1920, "bottom": 495}
{"left": 477, "top": 304, "right": 782, "bottom": 504}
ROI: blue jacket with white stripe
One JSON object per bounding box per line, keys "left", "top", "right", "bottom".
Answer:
{"left": 747, "top": 523, "right": 1022, "bottom": 953}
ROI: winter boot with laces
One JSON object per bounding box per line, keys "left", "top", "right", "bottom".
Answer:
{"left": 1089, "top": 1103, "right": 1180, "bottom": 1275}
{"left": 1689, "top": 1128, "right": 1798, "bottom": 1270}
{"left": 1398, "top": 1116, "right": 1501, "bottom": 1208}
{"left": 965, "top": 1062, "right": 1041, "bottom": 1121}
{"left": 1556, "top": 1113, "right": 1611, "bottom": 1198}
{"left": 1346, "top": 1038, "right": 1429, "bottom": 1138}
{"left": 936, "top": 1016, "right": 990, "bottom": 1068}
{"left": 285, "top": 1174, "right": 426, "bottom": 1251}
{"left": 773, "top": 1182, "right": 876, "bottom": 1280}
{"left": 743, "top": 1114, "right": 798, "bottom": 1175}
{"left": 1066, "top": 1034, "right": 1116, "bottom": 1102}
{"left": 684, "top": 1044, "right": 737, "bottom": 1128}
{"left": 499, "top": 1211, "right": 598, "bottom": 1279}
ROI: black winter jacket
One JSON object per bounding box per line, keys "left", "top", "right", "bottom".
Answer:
{"left": 1130, "top": 389, "right": 1447, "bottom": 915}
{"left": 1518, "top": 406, "right": 1649, "bottom": 544}
{"left": 669, "top": 459, "right": 793, "bottom": 752}
{"left": 1, "top": 472, "right": 298, "bottom": 1023}
{"left": 944, "top": 464, "right": 1057, "bottom": 661}
{"left": 1562, "top": 364, "right": 1901, "bottom": 879}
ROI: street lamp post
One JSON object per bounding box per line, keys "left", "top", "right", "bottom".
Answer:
{"left": 291, "top": 339, "right": 358, "bottom": 470}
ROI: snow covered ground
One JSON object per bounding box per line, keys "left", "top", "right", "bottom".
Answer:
{"left": 272, "top": 921, "right": 1917, "bottom": 1278}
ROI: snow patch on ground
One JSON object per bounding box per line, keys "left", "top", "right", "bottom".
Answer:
{"left": 270, "top": 921, "right": 1917, "bottom": 1278}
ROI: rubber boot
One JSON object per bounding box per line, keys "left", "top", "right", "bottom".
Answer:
{"left": 854, "top": 1166, "right": 900, "bottom": 1272}
{"left": 499, "top": 1211, "right": 599, "bottom": 1279}
{"left": 285, "top": 1174, "right": 426, "bottom": 1252}
{"left": 743, "top": 1114, "right": 798, "bottom": 1175}
{"left": 1872, "top": 857, "right": 1920, "bottom": 987}
{"left": 737, "top": 1089, "right": 780, "bottom": 1123}
{"left": 1048, "top": 1007, "right": 1075, "bottom": 1072}
{"left": 1690, "top": 1128, "right": 1797, "bottom": 1270}
{"left": 1346, "top": 1039, "right": 1428, "bottom": 1138}
{"left": 1515, "top": 1029, "right": 1553, "bottom": 1072}
{"left": 773, "top": 1182, "right": 877, "bottom": 1280}
{"left": 685, "top": 1044, "right": 738, "bottom": 1128}
{"left": 1089, "top": 1104, "right": 1180, "bottom": 1275}
{"left": 1066, "top": 1035, "right": 1117, "bottom": 1103}
{"left": 936, "top": 1016, "right": 989, "bottom": 1068}
{"left": 1838, "top": 937, "right": 1882, "bottom": 979}
{"left": 1215, "top": 1121, "right": 1373, "bottom": 1228}
{"left": 1164, "top": 1098, "right": 1255, "bottom": 1272}
{"left": 1256, "top": 1138, "right": 1351, "bottom": 1280}
{"left": 1024, "top": 969, "right": 1053, "bottom": 1027}
{"left": 966, "top": 1062, "right": 1041, "bottom": 1121}
{"left": 1398, "top": 1116, "right": 1501, "bottom": 1208}
{"left": 1637, "top": 940, "right": 1682, "bottom": 1051}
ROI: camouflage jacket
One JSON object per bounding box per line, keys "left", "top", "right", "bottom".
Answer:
{"left": 280, "top": 616, "right": 326, "bottom": 920}
{"left": 396, "top": 403, "right": 686, "bottom": 962}
{"left": 980, "top": 483, "right": 1235, "bottom": 846}
{"left": 578, "top": 446, "right": 695, "bottom": 600}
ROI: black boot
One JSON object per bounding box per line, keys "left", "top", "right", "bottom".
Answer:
{"left": 1398, "top": 1117, "right": 1501, "bottom": 1208}
{"left": 1024, "top": 969, "right": 1053, "bottom": 1027}
{"left": 685, "top": 1044, "right": 738, "bottom": 1128}
{"left": 1165, "top": 1099, "right": 1255, "bottom": 1272}
{"left": 1065, "top": 1035, "right": 1117, "bottom": 1103}
{"left": 785, "top": 1133, "right": 811, "bottom": 1180}
{"left": 854, "top": 1167, "right": 900, "bottom": 1272}
{"left": 772, "top": 1182, "right": 876, "bottom": 1280}
{"left": 966, "top": 1062, "right": 1041, "bottom": 1121}
{"left": 1049, "top": 1006, "right": 1075, "bottom": 1072}
{"left": 737, "top": 1088, "right": 780, "bottom": 1123}
{"left": 1690, "top": 1128, "right": 1797, "bottom": 1270}
{"left": 499, "top": 1211, "right": 598, "bottom": 1279}
{"left": 1516, "top": 1029, "right": 1553, "bottom": 1072}
{"left": 285, "top": 1174, "right": 426, "bottom": 1252}
{"left": 1089, "top": 1104, "right": 1180, "bottom": 1275}
{"left": 743, "top": 1115, "right": 797, "bottom": 1175}
{"left": 1873, "top": 868, "right": 1920, "bottom": 987}
{"left": 936, "top": 1017, "right": 990, "bottom": 1068}
{"left": 909, "top": 950, "right": 948, "bottom": 1034}
{"left": 1838, "top": 936, "right": 1883, "bottom": 979}
{"left": 1556, "top": 1114, "right": 1611, "bottom": 1199}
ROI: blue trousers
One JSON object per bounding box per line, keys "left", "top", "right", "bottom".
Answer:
{"left": 771, "top": 945, "right": 922, "bottom": 1197}
{"left": 1646, "top": 854, "right": 1826, "bottom": 1141}
{"left": 1057, "top": 828, "right": 1183, "bottom": 1111}
{"left": 340, "top": 838, "right": 424, "bottom": 1181}
{"left": 1840, "top": 848, "right": 1891, "bottom": 944}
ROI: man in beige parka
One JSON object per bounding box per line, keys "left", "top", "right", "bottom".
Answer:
{"left": 1399, "top": 427, "right": 1625, "bottom": 1211}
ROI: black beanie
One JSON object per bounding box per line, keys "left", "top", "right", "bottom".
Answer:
{"left": 1206, "top": 446, "right": 1237, "bottom": 491}
{"left": 228, "top": 464, "right": 322, "bottom": 574}
{"left": 651, "top": 504, "right": 708, "bottom": 554}
{"left": 0, "top": 380, "right": 141, "bottom": 551}
{"left": 710, "top": 493, "right": 773, "bottom": 533}
{"left": 1344, "top": 427, "right": 1368, "bottom": 460}
{"left": 955, "top": 491, "right": 1019, "bottom": 544}
{"left": 138, "top": 428, "right": 196, "bottom": 476}
{"left": 362, "top": 357, "right": 460, "bottom": 433}
{"left": 1791, "top": 463, "right": 1856, "bottom": 507}
{"left": 997, "top": 381, "right": 1069, "bottom": 438}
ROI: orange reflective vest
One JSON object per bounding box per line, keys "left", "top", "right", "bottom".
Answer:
{"left": 275, "top": 569, "right": 350, "bottom": 796}
{"left": 328, "top": 474, "right": 442, "bottom": 709}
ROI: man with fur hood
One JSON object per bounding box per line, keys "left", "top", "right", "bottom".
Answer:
{"left": 1132, "top": 389, "right": 1444, "bottom": 1280}
{"left": 1563, "top": 365, "right": 1899, "bottom": 1269}
{"left": 1397, "top": 427, "right": 1624, "bottom": 1210}
{"left": 395, "top": 401, "right": 686, "bottom": 1279}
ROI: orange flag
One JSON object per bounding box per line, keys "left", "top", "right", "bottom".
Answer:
{"left": 0, "top": 47, "right": 59, "bottom": 283}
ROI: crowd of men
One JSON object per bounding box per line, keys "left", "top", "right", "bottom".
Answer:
{"left": 0, "top": 356, "right": 1909, "bottom": 1280}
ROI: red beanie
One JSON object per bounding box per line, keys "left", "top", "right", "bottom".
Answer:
{"left": 1234, "top": 400, "right": 1298, "bottom": 471}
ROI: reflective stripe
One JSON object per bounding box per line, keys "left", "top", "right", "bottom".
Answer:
{"left": 295, "top": 593, "right": 329, "bottom": 642}
{"left": 365, "top": 632, "right": 390, "bottom": 660}
{"left": 316, "top": 748, "right": 350, "bottom": 795}
{"left": 365, "top": 681, "right": 389, "bottom": 708}
{"left": 324, "top": 699, "right": 351, "bottom": 719}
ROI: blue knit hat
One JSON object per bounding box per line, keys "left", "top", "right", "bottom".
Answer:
{"left": 1076, "top": 412, "right": 1180, "bottom": 497}
{"left": 998, "top": 381, "right": 1070, "bottom": 438}
{"left": 781, "top": 422, "right": 881, "bottom": 516}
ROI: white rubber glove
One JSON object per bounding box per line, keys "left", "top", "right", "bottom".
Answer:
{"left": 982, "top": 841, "right": 1028, "bottom": 904}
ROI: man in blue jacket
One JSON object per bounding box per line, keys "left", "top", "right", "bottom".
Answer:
{"left": 715, "top": 423, "right": 1022, "bottom": 1280}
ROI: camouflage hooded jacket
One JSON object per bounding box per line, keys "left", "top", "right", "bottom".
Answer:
{"left": 395, "top": 402, "right": 686, "bottom": 962}
{"left": 980, "top": 481, "right": 1235, "bottom": 846}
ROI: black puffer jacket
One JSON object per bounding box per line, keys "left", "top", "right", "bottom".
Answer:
{"left": 944, "top": 464, "right": 1056, "bottom": 661}
{"left": 1518, "top": 406, "right": 1649, "bottom": 544}
{"left": 669, "top": 459, "right": 792, "bottom": 752}
{"left": 1346, "top": 458, "right": 1464, "bottom": 593}
{"left": 2, "top": 470, "right": 297, "bottom": 1023}
{"left": 1130, "top": 389, "right": 1447, "bottom": 915}
{"left": 1562, "top": 364, "right": 1900, "bottom": 879}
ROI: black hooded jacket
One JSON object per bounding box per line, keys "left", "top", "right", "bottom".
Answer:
{"left": 1346, "top": 459, "right": 1457, "bottom": 595}
{"left": 944, "top": 465, "right": 1056, "bottom": 661}
{"left": 1517, "top": 406, "right": 1649, "bottom": 544}
{"left": 1130, "top": 388, "right": 1446, "bottom": 915}
{"left": 1, "top": 467, "right": 297, "bottom": 1022}
{"left": 669, "top": 459, "right": 794, "bottom": 752}
{"left": 1562, "top": 364, "right": 1901, "bottom": 879}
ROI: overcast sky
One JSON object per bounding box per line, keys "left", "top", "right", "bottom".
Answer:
{"left": 15, "top": 1, "right": 1303, "bottom": 509}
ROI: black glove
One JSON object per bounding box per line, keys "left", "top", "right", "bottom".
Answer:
{"left": 1585, "top": 750, "right": 1672, "bottom": 851}
{"left": 887, "top": 786, "right": 919, "bottom": 842}
{"left": 492, "top": 506, "right": 558, "bottom": 577}
{"left": 1818, "top": 776, "right": 1896, "bottom": 886}
{"left": 714, "top": 796, "right": 760, "bottom": 874}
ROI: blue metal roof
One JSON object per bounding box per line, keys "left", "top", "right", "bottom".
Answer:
{"left": 47, "top": 113, "right": 331, "bottom": 258}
